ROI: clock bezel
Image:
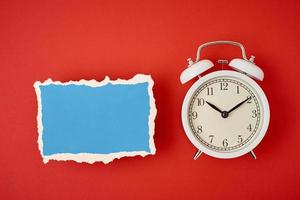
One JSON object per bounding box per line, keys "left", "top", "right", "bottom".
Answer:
{"left": 181, "top": 70, "right": 270, "bottom": 159}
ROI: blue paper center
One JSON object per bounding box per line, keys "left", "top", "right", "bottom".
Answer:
{"left": 40, "top": 82, "right": 151, "bottom": 155}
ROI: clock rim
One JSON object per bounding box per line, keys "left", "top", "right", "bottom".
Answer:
{"left": 181, "top": 70, "right": 270, "bottom": 159}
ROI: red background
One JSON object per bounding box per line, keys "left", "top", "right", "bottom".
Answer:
{"left": 1, "top": 0, "right": 300, "bottom": 199}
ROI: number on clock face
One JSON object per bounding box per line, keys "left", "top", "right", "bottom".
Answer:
{"left": 188, "top": 77, "right": 263, "bottom": 152}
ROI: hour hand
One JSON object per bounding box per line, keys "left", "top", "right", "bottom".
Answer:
{"left": 205, "top": 101, "right": 223, "bottom": 114}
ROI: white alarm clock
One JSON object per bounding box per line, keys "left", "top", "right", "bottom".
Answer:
{"left": 180, "top": 41, "right": 270, "bottom": 159}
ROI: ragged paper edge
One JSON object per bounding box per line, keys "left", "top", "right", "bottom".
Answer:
{"left": 33, "top": 74, "right": 157, "bottom": 164}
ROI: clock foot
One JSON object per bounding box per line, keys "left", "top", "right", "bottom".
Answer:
{"left": 250, "top": 150, "right": 257, "bottom": 159}
{"left": 193, "top": 150, "right": 202, "bottom": 160}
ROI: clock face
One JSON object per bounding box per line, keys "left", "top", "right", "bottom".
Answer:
{"left": 188, "top": 75, "right": 264, "bottom": 152}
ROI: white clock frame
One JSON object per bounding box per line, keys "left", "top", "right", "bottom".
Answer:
{"left": 181, "top": 70, "right": 270, "bottom": 159}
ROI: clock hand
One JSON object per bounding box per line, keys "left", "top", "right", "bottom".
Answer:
{"left": 205, "top": 101, "right": 223, "bottom": 114}
{"left": 227, "top": 97, "right": 250, "bottom": 114}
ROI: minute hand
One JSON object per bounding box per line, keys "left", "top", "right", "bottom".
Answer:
{"left": 227, "top": 97, "right": 250, "bottom": 114}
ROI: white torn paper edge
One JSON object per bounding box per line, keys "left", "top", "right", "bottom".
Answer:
{"left": 33, "top": 74, "right": 157, "bottom": 164}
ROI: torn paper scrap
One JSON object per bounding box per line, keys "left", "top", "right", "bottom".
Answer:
{"left": 33, "top": 74, "right": 156, "bottom": 164}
